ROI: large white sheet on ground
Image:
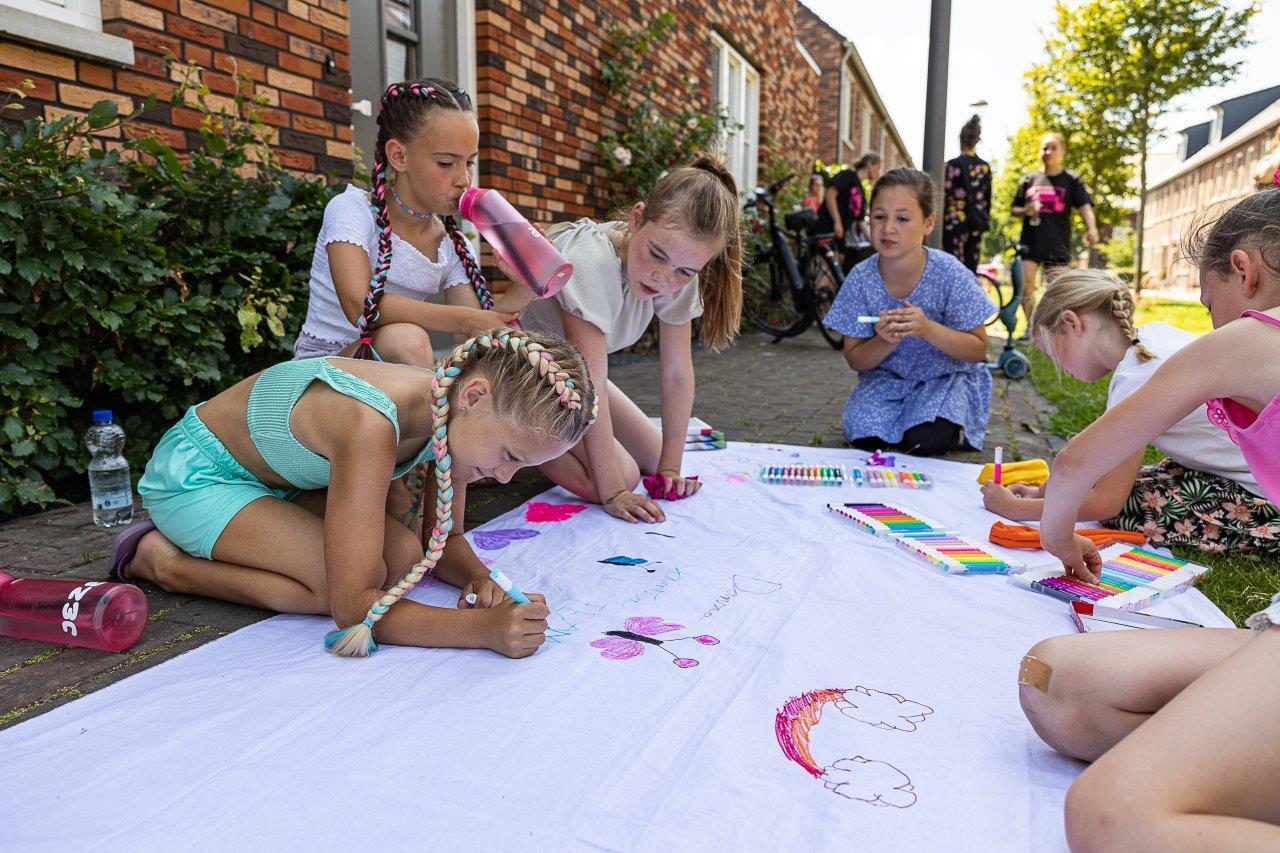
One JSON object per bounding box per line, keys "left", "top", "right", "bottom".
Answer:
{"left": 0, "top": 442, "right": 1232, "bottom": 851}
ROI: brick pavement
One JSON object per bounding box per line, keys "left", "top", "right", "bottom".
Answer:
{"left": 0, "top": 330, "right": 1057, "bottom": 729}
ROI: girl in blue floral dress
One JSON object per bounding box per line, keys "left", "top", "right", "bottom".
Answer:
{"left": 824, "top": 168, "right": 996, "bottom": 456}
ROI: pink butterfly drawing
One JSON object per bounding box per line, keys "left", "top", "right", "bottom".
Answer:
{"left": 589, "top": 616, "right": 719, "bottom": 668}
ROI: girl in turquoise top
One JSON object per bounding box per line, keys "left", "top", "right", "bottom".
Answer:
{"left": 107, "top": 329, "right": 596, "bottom": 659}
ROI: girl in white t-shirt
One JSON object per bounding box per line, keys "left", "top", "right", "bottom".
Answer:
{"left": 980, "top": 268, "right": 1280, "bottom": 555}
{"left": 293, "top": 79, "right": 523, "bottom": 365}
{"left": 521, "top": 155, "right": 743, "bottom": 524}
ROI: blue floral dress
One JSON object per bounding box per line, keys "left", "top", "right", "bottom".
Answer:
{"left": 823, "top": 248, "right": 996, "bottom": 448}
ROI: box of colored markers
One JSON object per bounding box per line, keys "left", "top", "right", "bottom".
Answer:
{"left": 827, "top": 501, "right": 1024, "bottom": 574}
{"left": 850, "top": 467, "right": 933, "bottom": 489}
{"left": 760, "top": 464, "right": 846, "bottom": 487}
{"left": 1009, "top": 544, "right": 1210, "bottom": 610}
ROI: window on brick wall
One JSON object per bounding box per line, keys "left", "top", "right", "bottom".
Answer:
{"left": 0, "top": 0, "right": 132, "bottom": 64}
{"left": 384, "top": 0, "right": 418, "bottom": 84}
{"left": 3, "top": 0, "right": 99, "bottom": 31}
{"left": 711, "top": 33, "right": 759, "bottom": 195}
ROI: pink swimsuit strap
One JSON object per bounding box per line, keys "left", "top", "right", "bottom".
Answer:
{"left": 1242, "top": 309, "right": 1280, "bottom": 329}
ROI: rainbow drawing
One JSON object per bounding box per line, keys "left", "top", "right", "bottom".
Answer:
{"left": 1010, "top": 544, "right": 1210, "bottom": 610}
{"left": 774, "top": 686, "right": 934, "bottom": 807}
{"left": 827, "top": 502, "right": 1023, "bottom": 574}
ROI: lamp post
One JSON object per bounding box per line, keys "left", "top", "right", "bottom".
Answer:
{"left": 922, "top": 0, "right": 952, "bottom": 247}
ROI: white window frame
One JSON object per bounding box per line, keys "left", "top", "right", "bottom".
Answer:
{"left": 0, "top": 0, "right": 134, "bottom": 64}
{"left": 5, "top": 0, "right": 98, "bottom": 30}
{"left": 711, "top": 33, "right": 759, "bottom": 196}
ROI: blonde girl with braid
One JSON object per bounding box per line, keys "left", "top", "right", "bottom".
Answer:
{"left": 293, "top": 79, "right": 528, "bottom": 366}
{"left": 106, "top": 329, "right": 595, "bottom": 658}
{"left": 522, "top": 154, "right": 743, "bottom": 524}
{"left": 980, "top": 268, "right": 1280, "bottom": 556}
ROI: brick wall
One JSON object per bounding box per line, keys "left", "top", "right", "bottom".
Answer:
{"left": 0, "top": 0, "right": 352, "bottom": 178}
{"left": 794, "top": 2, "right": 912, "bottom": 172}
{"left": 474, "top": 0, "right": 820, "bottom": 222}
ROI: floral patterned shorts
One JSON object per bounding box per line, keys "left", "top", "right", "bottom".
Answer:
{"left": 1103, "top": 458, "right": 1280, "bottom": 556}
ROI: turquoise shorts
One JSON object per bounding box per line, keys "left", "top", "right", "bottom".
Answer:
{"left": 138, "top": 405, "right": 298, "bottom": 560}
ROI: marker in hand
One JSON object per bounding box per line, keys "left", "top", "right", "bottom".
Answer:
{"left": 489, "top": 568, "right": 531, "bottom": 605}
{"left": 465, "top": 592, "right": 478, "bottom": 606}
{"left": 856, "top": 315, "right": 881, "bottom": 324}
{"left": 993, "top": 445, "right": 1004, "bottom": 486}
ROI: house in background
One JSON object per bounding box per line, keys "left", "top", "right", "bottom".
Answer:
{"left": 0, "top": 0, "right": 355, "bottom": 176}
{"left": 1143, "top": 84, "right": 1280, "bottom": 291}
{"left": 2, "top": 0, "right": 912, "bottom": 222}
{"left": 795, "top": 2, "right": 912, "bottom": 171}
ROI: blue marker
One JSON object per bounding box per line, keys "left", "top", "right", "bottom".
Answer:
{"left": 489, "top": 568, "right": 531, "bottom": 604}
{"left": 853, "top": 468, "right": 864, "bottom": 488}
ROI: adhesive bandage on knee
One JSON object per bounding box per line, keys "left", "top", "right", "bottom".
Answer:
{"left": 1018, "top": 655, "right": 1053, "bottom": 693}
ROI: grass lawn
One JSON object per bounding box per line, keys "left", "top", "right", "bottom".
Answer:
{"left": 1026, "top": 295, "right": 1280, "bottom": 626}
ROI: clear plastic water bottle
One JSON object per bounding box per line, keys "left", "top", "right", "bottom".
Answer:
{"left": 85, "top": 409, "right": 133, "bottom": 528}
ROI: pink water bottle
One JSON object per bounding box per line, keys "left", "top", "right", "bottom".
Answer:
{"left": 0, "top": 570, "right": 149, "bottom": 652}
{"left": 458, "top": 187, "right": 573, "bottom": 298}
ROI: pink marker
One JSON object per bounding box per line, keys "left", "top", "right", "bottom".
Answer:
{"left": 993, "top": 446, "right": 1004, "bottom": 486}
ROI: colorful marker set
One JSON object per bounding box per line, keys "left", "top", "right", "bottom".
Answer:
{"left": 850, "top": 468, "right": 933, "bottom": 489}
{"left": 685, "top": 428, "right": 726, "bottom": 451}
{"left": 760, "top": 465, "right": 846, "bottom": 486}
{"left": 826, "top": 502, "right": 1022, "bottom": 574}
{"left": 1009, "top": 544, "right": 1210, "bottom": 610}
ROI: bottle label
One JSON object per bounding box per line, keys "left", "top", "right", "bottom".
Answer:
{"left": 61, "top": 581, "right": 104, "bottom": 637}
{"left": 93, "top": 490, "right": 133, "bottom": 510}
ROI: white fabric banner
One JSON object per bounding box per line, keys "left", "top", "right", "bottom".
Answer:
{"left": 0, "top": 442, "right": 1231, "bottom": 851}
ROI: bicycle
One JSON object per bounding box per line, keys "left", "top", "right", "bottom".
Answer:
{"left": 741, "top": 174, "right": 846, "bottom": 349}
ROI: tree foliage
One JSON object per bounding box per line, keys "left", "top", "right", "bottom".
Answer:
{"left": 1025, "top": 0, "right": 1257, "bottom": 288}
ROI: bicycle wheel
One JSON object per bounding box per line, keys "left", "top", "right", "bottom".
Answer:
{"left": 742, "top": 252, "right": 811, "bottom": 339}
{"left": 810, "top": 251, "right": 845, "bottom": 349}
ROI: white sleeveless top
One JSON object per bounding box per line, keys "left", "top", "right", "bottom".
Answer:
{"left": 294, "top": 184, "right": 471, "bottom": 356}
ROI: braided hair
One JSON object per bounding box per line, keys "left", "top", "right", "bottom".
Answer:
{"left": 324, "top": 328, "right": 598, "bottom": 657}
{"left": 353, "top": 79, "right": 493, "bottom": 360}
{"left": 1030, "top": 269, "right": 1156, "bottom": 362}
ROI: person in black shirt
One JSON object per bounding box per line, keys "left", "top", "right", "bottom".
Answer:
{"left": 1011, "top": 132, "right": 1099, "bottom": 325}
{"left": 943, "top": 115, "right": 992, "bottom": 272}
{"left": 815, "top": 152, "right": 883, "bottom": 274}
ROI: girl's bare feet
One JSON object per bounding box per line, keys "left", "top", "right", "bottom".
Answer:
{"left": 123, "top": 530, "right": 183, "bottom": 585}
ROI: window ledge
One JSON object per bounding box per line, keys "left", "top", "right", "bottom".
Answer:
{"left": 0, "top": 6, "right": 134, "bottom": 66}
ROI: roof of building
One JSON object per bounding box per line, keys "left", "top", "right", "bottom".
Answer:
{"left": 1150, "top": 95, "right": 1280, "bottom": 192}
{"left": 795, "top": 1, "right": 914, "bottom": 167}
{"left": 1214, "top": 84, "right": 1280, "bottom": 142}
{"left": 1179, "top": 121, "right": 1211, "bottom": 159}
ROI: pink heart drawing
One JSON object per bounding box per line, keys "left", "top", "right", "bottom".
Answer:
{"left": 524, "top": 501, "right": 588, "bottom": 523}
{"left": 472, "top": 528, "right": 539, "bottom": 551}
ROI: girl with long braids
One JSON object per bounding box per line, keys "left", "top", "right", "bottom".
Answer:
{"left": 980, "top": 268, "right": 1280, "bottom": 557}
{"left": 105, "top": 329, "right": 596, "bottom": 658}
{"left": 521, "top": 154, "right": 743, "bottom": 524}
{"left": 293, "top": 79, "right": 527, "bottom": 366}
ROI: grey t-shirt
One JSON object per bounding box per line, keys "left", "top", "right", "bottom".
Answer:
{"left": 521, "top": 219, "right": 703, "bottom": 353}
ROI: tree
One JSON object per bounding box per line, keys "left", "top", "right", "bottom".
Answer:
{"left": 1030, "top": 0, "right": 1258, "bottom": 291}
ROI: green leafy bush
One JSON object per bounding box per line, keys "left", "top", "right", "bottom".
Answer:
{"left": 0, "top": 71, "right": 333, "bottom": 515}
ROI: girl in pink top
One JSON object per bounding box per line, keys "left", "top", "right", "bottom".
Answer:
{"left": 1020, "top": 189, "right": 1280, "bottom": 850}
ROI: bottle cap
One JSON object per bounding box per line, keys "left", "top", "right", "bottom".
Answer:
{"left": 91, "top": 409, "right": 113, "bottom": 424}
{"left": 457, "top": 186, "right": 482, "bottom": 221}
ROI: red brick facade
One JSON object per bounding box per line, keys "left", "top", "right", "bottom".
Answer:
{"left": 0, "top": 0, "right": 353, "bottom": 177}
{"left": 795, "top": 2, "right": 911, "bottom": 171}
{"left": 474, "top": 0, "right": 822, "bottom": 221}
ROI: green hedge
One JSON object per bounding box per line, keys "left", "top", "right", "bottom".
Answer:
{"left": 0, "top": 76, "right": 334, "bottom": 516}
